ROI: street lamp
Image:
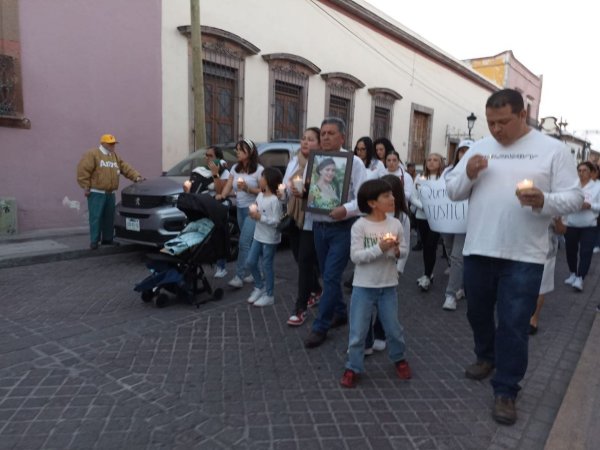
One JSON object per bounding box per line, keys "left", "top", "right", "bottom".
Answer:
{"left": 467, "top": 113, "right": 477, "bottom": 139}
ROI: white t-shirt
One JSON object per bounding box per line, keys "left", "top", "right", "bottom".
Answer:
{"left": 230, "top": 164, "right": 264, "bottom": 208}
{"left": 350, "top": 216, "right": 406, "bottom": 288}
{"left": 253, "top": 193, "right": 282, "bottom": 244}
{"left": 446, "top": 129, "right": 583, "bottom": 264}
{"left": 565, "top": 180, "right": 600, "bottom": 228}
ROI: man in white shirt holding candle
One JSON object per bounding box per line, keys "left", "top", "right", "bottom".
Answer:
{"left": 446, "top": 89, "right": 583, "bottom": 426}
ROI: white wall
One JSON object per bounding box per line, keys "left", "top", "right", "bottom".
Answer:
{"left": 162, "top": 0, "right": 493, "bottom": 168}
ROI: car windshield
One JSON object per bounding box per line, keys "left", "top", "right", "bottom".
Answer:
{"left": 165, "top": 146, "right": 237, "bottom": 177}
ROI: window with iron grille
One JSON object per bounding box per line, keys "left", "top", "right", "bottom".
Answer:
{"left": 178, "top": 26, "right": 260, "bottom": 149}
{"left": 274, "top": 80, "right": 302, "bottom": 140}
{"left": 204, "top": 62, "right": 236, "bottom": 145}
{"left": 323, "top": 73, "right": 364, "bottom": 148}
{"left": 263, "top": 53, "right": 320, "bottom": 141}
{"left": 0, "top": 0, "right": 29, "bottom": 129}
{"left": 368, "top": 88, "right": 402, "bottom": 141}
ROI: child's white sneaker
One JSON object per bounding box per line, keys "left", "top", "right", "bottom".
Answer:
{"left": 247, "top": 287, "right": 265, "bottom": 304}
{"left": 214, "top": 267, "right": 227, "bottom": 279}
{"left": 455, "top": 289, "right": 465, "bottom": 300}
{"left": 572, "top": 276, "right": 584, "bottom": 291}
{"left": 228, "top": 276, "right": 243, "bottom": 288}
{"left": 243, "top": 274, "right": 254, "bottom": 283}
{"left": 253, "top": 294, "right": 274, "bottom": 307}
{"left": 372, "top": 339, "right": 386, "bottom": 351}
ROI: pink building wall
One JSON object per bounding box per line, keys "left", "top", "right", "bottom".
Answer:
{"left": 1, "top": 0, "right": 162, "bottom": 232}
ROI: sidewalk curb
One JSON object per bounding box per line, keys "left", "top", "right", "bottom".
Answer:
{"left": 0, "top": 245, "right": 140, "bottom": 269}
{"left": 544, "top": 311, "right": 600, "bottom": 449}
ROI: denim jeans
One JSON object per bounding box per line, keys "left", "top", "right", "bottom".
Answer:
{"left": 312, "top": 220, "right": 353, "bottom": 334}
{"left": 87, "top": 192, "right": 115, "bottom": 243}
{"left": 464, "top": 255, "right": 543, "bottom": 398}
{"left": 565, "top": 226, "right": 597, "bottom": 278}
{"left": 236, "top": 206, "right": 256, "bottom": 279}
{"left": 246, "top": 240, "right": 276, "bottom": 296}
{"left": 347, "top": 286, "right": 406, "bottom": 373}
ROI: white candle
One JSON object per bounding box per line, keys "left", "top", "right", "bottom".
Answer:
{"left": 516, "top": 179, "right": 534, "bottom": 191}
{"left": 278, "top": 183, "right": 286, "bottom": 196}
{"left": 249, "top": 204, "right": 257, "bottom": 213}
{"left": 292, "top": 176, "right": 304, "bottom": 192}
{"left": 382, "top": 232, "right": 396, "bottom": 241}
{"left": 237, "top": 177, "right": 244, "bottom": 184}
{"left": 183, "top": 180, "right": 192, "bottom": 191}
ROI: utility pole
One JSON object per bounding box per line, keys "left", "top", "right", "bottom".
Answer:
{"left": 190, "top": 0, "right": 206, "bottom": 150}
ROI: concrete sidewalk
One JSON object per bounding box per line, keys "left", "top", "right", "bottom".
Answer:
{"left": 0, "top": 227, "right": 599, "bottom": 448}
{"left": 0, "top": 227, "right": 141, "bottom": 269}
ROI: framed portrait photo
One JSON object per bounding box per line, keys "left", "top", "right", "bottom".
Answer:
{"left": 305, "top": 150, "right": 354, "bottom": 215}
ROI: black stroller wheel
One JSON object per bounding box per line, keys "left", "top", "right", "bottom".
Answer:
{"left": 213, "top": 288, "right": 224, "bottom": 301}
{"left": 141, "top": 290, "right": 154, "bottom": 303}
{"left": 154, "top": 293, "right": 168, "bottom": 308}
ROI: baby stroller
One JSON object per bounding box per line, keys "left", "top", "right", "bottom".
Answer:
{"left": 134, "top": 192, "right": 230, "bottom": 308}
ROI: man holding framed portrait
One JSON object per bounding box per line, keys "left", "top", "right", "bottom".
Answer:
{"left": 303, "top": 117, "right": 367, "bottom": 349}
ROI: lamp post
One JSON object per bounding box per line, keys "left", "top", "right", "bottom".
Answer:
{"left": 467, "top": 113, "right": 477, "bottom": 139}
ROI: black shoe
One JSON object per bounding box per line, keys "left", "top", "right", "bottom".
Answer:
{"left": 101, "top": 240, "right": 120, "bottom": 246}
{"left": 465, "top": 360, "right": 494, "bottom": 380}
{"left": 412, "top": 242, "right": 423, "bottom": 251}
{"left": 330, "top": 314, "right": 348, "bottom": 329}
{"left": 492, "top": 396, "right": 517, "bottom": 425}
{"left": 304, "top": 331, "right": 326, "bottom": 348}
{"left": 528, "top": 324, "right": 538, "bottom": 335}
{"left": 90, "top": 243, "right": 99, "bottom": 250}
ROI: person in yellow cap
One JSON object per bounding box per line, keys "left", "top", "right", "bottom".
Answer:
{"left": 77, "top": 134, "right": 144, "bottom": 249}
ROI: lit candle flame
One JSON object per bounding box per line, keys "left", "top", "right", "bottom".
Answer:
{"left": 516, "top": 179, "right": 534, "bottom": 191}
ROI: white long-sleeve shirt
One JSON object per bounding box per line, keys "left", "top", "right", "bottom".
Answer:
{"left": 565, "top": 180, "right": 600, "bottom": 227}
{"left": 446, "top": 129, "right": 583, "bottom": 264}
{"left": 351, "top": 216, "right": 407, "bottom": 288}
{"left": 253, "top": 193, "right": 282, "bottom": 244}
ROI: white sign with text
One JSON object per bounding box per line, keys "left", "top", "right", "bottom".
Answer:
{"left": 417, "top": 177, "right": 468, "bottom": 233}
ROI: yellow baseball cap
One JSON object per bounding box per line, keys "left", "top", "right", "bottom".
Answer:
{"left": 100, "top": 134, "right": 118, "bottom": 144}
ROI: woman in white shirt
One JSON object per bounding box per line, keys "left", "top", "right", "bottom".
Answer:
{"left": 216, "top": 139, "right": 264, "bottom": 288}
{"left": 354, "top": 137, "right": 383, "bottom": 180}
{"left": 563, "top": 161, "right": 600, "bottom": 291}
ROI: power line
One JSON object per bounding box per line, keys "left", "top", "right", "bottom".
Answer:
{"left": 306, "top": 0, "right": 479, "bottom": 115}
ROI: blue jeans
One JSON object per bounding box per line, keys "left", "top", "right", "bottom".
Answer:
{"left": 464, "top": 255, "right": 543, "bottom": 398}
{"left": 246, "top": 241, "right": 276, "bottom": 296}
{"left": 236, "top": 206, "right": 256, "bottom": 278}
{"left": 87, "top": 192, "right": 115, "bottom": 244}
{"left": 565, "top": 226, "right": 597, "bottom": 278}
{"left": 312, "top": 220, "right": 353, "bottom": 334}
{"left": 347, "top": 286, "right": 406, "bottom": 373}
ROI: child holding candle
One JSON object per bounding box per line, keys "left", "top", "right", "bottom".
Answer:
{"left": 215, "top": 139, "right": 264, "bottom": 288}
{"left": 246, "top": 167, "right": 284, "bottom": 307}
{"left": 340, "top": 179, "right": 411, "bottom": 388}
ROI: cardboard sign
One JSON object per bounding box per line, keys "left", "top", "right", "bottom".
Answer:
{"left": 417, "top": 177, "right": 468, "bottom": 233}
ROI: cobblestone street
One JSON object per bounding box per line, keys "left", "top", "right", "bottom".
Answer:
{"left": 0, "top": 245, "right": 597, "bottom": 449}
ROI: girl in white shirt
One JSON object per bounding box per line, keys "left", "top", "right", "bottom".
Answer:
{"left": 410, "top": 153, "right": 445, "bottom": 291}
{"left": 246, "top": 167, "right": 283, "bottom": 307}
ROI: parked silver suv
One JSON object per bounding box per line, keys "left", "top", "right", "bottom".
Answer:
{"left": 114, "top": 141, "right": 299, "bottom": 247}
